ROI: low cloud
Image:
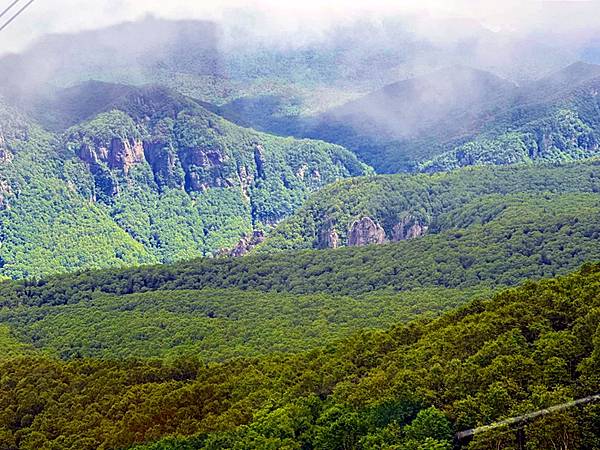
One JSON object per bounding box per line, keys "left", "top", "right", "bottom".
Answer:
{"left": 2, "top": 0, "right": 599, "bottom": 55}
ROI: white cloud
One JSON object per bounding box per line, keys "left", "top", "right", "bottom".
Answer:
{"left": 1, "top": 0, "right": 598, "bottom": 55}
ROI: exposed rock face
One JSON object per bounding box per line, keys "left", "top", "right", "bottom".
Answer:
{"left": 296, "top": 164, "right": 307, "bottom": 179}
{"left": 143, "top": 141, "right": 185, "bottom": 190}
{"left": 108, "top": 138, "right": 145, "bottom": 173}
{"left": 237, "top": 165, "right": 254, "bottom": 199}
{"left": 0, "top": 147, "right": 12, "bottom": 164}
{"left": 229, "top": 230, "right": 265, "bottom": 257}
{"left": 254, "top": 144, "right": 266, "bottom": 179}
{"left": 0, "top": 179, "right": 12, "bottom": 210}
{"left": 78, "top": 134, "right": 242, "bottom": 197}
{"left": 0, "top": 129, "right": 13, "bottom": 164}
{"left": 296, "top": 165, "right": 321, "bottom": 183}
{"left": 78, "top": 138, "right": 145, "bottom": 174}
{"left": 392, "top": 215, "right": 428, "bottom": 241}
{"left": 0, "top": 133, "right": 11, "bottom": 164}
{"left": 317, "top": 224, "right": 340, "bottom": 249}
{"left": 347, "top": 217, "right": 386, "bottom": 246}
{"left": 180, "top": 147, "right": 235, "bottom": 192}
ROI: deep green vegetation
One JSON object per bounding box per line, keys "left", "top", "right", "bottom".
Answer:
{"left": 0, "top": 86, "right": 369, "bottom": 279}
{"left": 0, "top": 265, "right": 598, "bottom": 449}
{"left": 1, "top": 15, "right": 600, "bottom": 450}
{"left": 294, "top": 63, "right": 600, "bottom": 172}
{"left": 260, "top": 161, "right": 600, "bottom": 251}
{"left": 0, "top": 287, "right": 482, "bottom": 361}
{"left": 421, "top": 108, "right": 599, "bottom": 172}
{"left": 4, "top": 17, "right": 598, "bottom": 175}
{"left": 1, "top": 192, "right": 599, "bottom": 306}
{"left": 0, "top": 102, "right": 157, "bottom": 279}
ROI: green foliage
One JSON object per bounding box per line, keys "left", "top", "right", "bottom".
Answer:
{"left": 0, "top": 325, "right": 32, "bottom": 356}
{"left": 0, "top": 88, "right": 369, "bottom": 279}
{"left": 0, "top": 265, "right": 599, "bottom": 449}
{"left": 259, "top": 160, "right": 600, "bottom": 251}
{"left": 1, "top": 192, "right": 599, "bottom": 307}
{"left": 0, "top": 109, "right": 156, "bottom": 279}
{"left": 298, "top": 65, "right": 600, "bottom": 173}
{"left": 422, "top": 110, "right": 599, "bottom": 172}
{"left": 0, "top": 286, "right": 479, "bottom": 361}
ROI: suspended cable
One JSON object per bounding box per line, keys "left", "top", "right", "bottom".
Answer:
{"left": 0, "top": 0, "right": 34, "bottom": 34}
{"left": 0, "top": 0, "right": 21, "bottom": 21}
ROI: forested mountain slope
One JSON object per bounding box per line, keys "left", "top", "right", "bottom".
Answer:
{"left": 0, "top": 87, "right": 369, "bottom": 279}
{"left": 0, "top": 100, "right": 156, "bottom": 280}
{"left": 259, "top": 161, "right": 600, "bottom": 252}
{"left": 293, "top": 63, "right": 600, "bottom": 172}
{"left": 1, "top": 190, "right": 599, "bottom": 361}
{"left": 1, "top": 264, "right": 598, "bottom": 449}
{"left": 1, "top": 183, "right": 599, "bottom": 304}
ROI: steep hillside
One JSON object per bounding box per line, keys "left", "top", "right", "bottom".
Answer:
{"left": 0, "top": 87, "right": 370, "bottom": 279}
{"left": 1, "top": 16, "right": 585, "bottom": 151}
{"left": 259, "top": 161, "right": 600, "bottom": 252}
{"left": 291, "top": 63, "right": 600, "bottom": 173}
{"left": 0, "top": 265, "right": 598, "bottom": 449}
{"left": 0, "top": 18, "right": 224, "bottom": 105}
{"left": 0, "top": 100, "right": 156, "bottom": 279}
{"left": 1, "top": 191, "right": 599, "bottom": 304}
{"left": 421, "top": 63, "right": 600, "bottom": 172}
{"left": 1, "top": 190, "right": 599, "bottom": 361}
{"left": 300, "top": 67, "right": 519, "bottom": 171}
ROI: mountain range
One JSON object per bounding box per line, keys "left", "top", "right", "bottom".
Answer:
{"left": 0, "top": 84, "right": 368, "bottom": 279}
{"left": 1, "top": 13, "right": 600, "bottom": 450}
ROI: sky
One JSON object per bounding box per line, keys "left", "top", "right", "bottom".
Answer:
{"left": 1, "top": 0, "right": 599, "bottom": 55}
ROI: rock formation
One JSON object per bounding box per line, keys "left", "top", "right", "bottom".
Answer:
{"left": 108, "top": 138, "right": 145, "bottom": 174}
{"left": 229, "top": 230, "right": 266, "bottom": 257}
{"left": 347, "top": 217, "right": 386, "bottom": 246}
{"left": 237, "top": 165, "right": 254, "bottom": 199}
{"left": 0, "top": 147, "right": 12, "bottom": 164}
{"left": 78, "top": 138, "right": 145, "bottom": 174}
{"left": 143, "top": 141, "right": 185, "bottom": 190}
{"left": 392, "top": 215, "right": 428, "bottom": 241}
{"left": 0, "top": 179, "right": 12, "bottom": 210}
{"left": 254, "top": 144, "right": 266, "bottom": 179}
{"left": 180, "top": 146, "right": 235, "bottom": 192}
{"left": 318, "top": 224, "right": 340, "bottom": 249}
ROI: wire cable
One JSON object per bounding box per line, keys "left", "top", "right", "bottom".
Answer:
{"left": 0, "top": 0, "right": 34, "bottom": 34}
{"left": 0, "top": 0, "right": 21, "bottom": 21}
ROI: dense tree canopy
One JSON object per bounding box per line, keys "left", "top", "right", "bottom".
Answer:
{"left": 0, "top": 264, "right": 598, "bottom": 449}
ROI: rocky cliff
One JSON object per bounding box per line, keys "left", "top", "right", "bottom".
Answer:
{"left": 227, "top": 230, "right": 266, "bottom": 257}
{"left": 392, "top": 215, "right": 428, "bottom": 241}
{"left": 347, "top": 217, "right": 386, "bottom": 246}
{"left": 0, "top": 179, "right": 12, "bottom": 210}
{"left": 317, "top": 223, "right": 340, "bottom": 249}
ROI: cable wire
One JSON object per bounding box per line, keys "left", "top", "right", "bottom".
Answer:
{"left": 0, "top": 0, "right": 21, "bottom": 21}
{"left": 0, "top": 0, "right": 34, "bottom": 33}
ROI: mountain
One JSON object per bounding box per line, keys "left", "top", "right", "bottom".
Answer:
{"left": 420, "top": 63, "right": 600, "bottom": 172}
{"left": 0, "top": 99, "right": 156, "bottom": 280}
{"left": 1, "top": 263, "right": 598, "bottom": 448}
{"left": 1, "top": 160, "right": 599, "bottom": 366}
{"left": 3, "top": 19, "right": 596, "bottom": 177}
{"left": 1, "top": 190, "right": 599, "bottom": 360}
{"left": 0, "top": 16, "right": 586, "bottom": 140}
{"left": 0, "top": 84, "right": 370, "bottom": 279}
{"left": 0, "top": 18, "right": 224, "bottom": 104}
{"left": 297, "top": 66, "right": 519, "bottom": 171}
{"left": 258, "top": 161, "right": 600, "bottom": 252}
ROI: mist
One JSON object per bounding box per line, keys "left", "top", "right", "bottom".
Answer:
{"left": 2, "top": 0, "right": 600, "bottom": 56}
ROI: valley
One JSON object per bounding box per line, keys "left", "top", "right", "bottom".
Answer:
{"left": 0, "top": 5, "right": 599, "bottom": 450}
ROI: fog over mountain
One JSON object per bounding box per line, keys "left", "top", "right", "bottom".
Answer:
{"left": 2, "top": 0, "right": 600, "bottom": 54}
{"left": 1, "top": 3, "right": 600, "bottom": 449}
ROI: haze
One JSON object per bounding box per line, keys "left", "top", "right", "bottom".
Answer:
{"left": 2, "top": 0, "right": 599, "bottom": 55}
